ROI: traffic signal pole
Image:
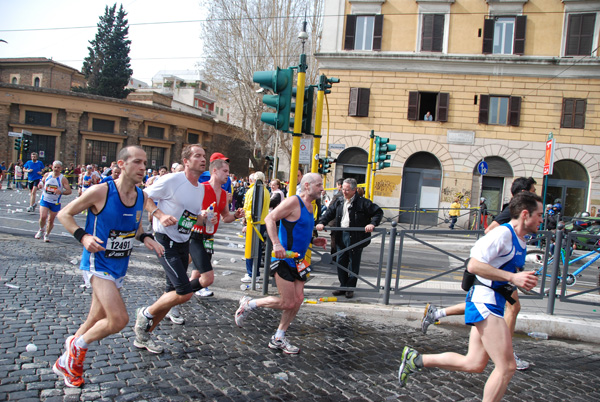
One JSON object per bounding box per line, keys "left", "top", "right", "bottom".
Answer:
{"left": 366, "top": 130, "right": 375, "bottom": 200}
{"left": 288, "top": 54, "right": 307, "bottom": 197}
{"left": 311, "top": 78, "right": 326, "bottom": 174}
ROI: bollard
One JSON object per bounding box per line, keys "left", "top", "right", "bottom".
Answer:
{"left": 546, "top": 224, "right": 564, "bottom": 315}
{"left": 383, "top": 221, "right": 398, "bottom": 305}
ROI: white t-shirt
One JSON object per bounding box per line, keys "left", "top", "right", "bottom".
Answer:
{"left": 469, "top": 224, "right": 526, "bottom": 304}
{"left": 144, "top": 172, "right": 205, "bottom": 243}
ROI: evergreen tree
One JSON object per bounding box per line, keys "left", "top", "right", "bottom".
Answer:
{"left": 78, "top": 4, "right": 133, "bottom": 98}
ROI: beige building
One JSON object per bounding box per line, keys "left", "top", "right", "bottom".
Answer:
{"left": 0, "top": 58, "right": 249, "bottom": 176}
{"left": 317, "top": 0, "right": 600, "bottom": 224}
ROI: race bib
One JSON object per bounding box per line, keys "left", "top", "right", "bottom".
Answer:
{"left": 296, "top": 258, "right": 312, "bottom": 278}
{"left": 203, "top": 237, "right": 214, "bottom": 254}
{"left": 178, "top": 209, "right": 198, "bottom": 234}
{"left": 104, "top": 229, "right": 135, "bottom": 258}
{"left": 46, "top": 184, "right": 59, "bottom": 194}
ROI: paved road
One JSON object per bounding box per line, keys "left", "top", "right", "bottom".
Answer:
{"left": 1, "top": 189, "right": 600, "bottom": 401}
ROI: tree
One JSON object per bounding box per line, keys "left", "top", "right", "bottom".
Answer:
{"left": 200, "top": 0, "right": 323, "bottom": 172}
{"left": 77, "top": 3, "right": 133, "bottom": 99}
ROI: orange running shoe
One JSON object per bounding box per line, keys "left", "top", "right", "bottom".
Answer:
{"left": 65, "top": 336, "right": 88, "bottom": 379}
{"left": 53, "top": 355, "right": 84, "bottom": 388}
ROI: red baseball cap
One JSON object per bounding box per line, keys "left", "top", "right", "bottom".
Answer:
{"left": 210, "top": 152, "right": 230, "bottom": 163}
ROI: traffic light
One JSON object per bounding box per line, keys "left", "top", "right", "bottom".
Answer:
{"left": 253, "top": 67, "right": 293, "bottom": 131}
{"left": 22, "top": 139, "right": 31, "bottom": 152}
{"left": 374, "top": 136, "right": 396, "bottom": 170}
{"left": 291, "top": 85, "right": 314, "bottom": 135}
{"left": 14, "top": 138, "right": 22, "bottom": 151}
{"left": 323, "top": 76, "right": 340, "bottom": 94}
{"left": 317, "top": 158, "right": 325, "bottom": 175}
{"left": 265, "top": 155, "right": 274, "bottom": 172}
{"left": 322, "top": 157, "right": 335, "bottom": 174}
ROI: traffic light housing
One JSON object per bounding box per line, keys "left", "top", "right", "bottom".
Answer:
{"left": 374, "top": 136, "right": 396, "bottom": 170}
{"left": 265, "top": 155, "right": 274, "bottom": 172}
{"left": 14, "top": 138, "right": 22, "bottom": 151}
{"left": 322, "top": 157, "right": 335, "bottom": 175}
{"left": 291, "top": 85, "right": 314, "bottom": 135}
{"left": 22, "top": 139, "right": 31, "bottom": 153}
{"left": 317, "top": 158, "right": 325, "bottom": 175}
{"left": 253, "top": 67, "right": 293, "bottom": 131}
{"left": 324, "top": 76, "right": 340, "bottom": 94}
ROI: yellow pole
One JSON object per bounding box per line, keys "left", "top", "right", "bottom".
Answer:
{"left": 288, "top": 69, "right": 305, "bottom": 197}
{"left": 311, "top": 89, "right": 324, "bottom": 174}
{"left": 365, "top": 130, "right": 374, "bottom": 200}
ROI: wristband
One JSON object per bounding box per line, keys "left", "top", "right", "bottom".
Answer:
{"left": 150, "top": 207, "right": 159, "bottom": 218}
{"left": 139, "top": 233, "right": 155, "bottom": 243}
{"left": 73, "top": 228, "right": 87, "bottom": 243}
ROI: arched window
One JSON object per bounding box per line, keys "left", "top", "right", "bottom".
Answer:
{"left": 34, "top": 77, "right": 40, "bottom": 87}
{"left": 11, "top": 77, "right": 18, "bottom": 84}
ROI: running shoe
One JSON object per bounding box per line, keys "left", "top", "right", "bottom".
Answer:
{"left": 26, "top": 206, "right": 34, "bottom": 213}
{"left": 53, "top": 356, "right": 84, "bottom": 388}
{"left": 421, "top": 303, "right": 438, "bottom": 335}
{"left": 398, "top": 346, "right": 422, "bottom": 387}
{"left": 134, "top": 307, "right": 153, "bottom": 336}
{"left": 234, "top": 296, "right": 253, "bottom": 327}
{"left": 133, "top": 307, "right": 163, "bottom": 354}
{"left": 65, "top": 336, "right": 87, "bottom": 379}
{"left": 166, "top": 306, "right": 185, "bottom": 325}
{"left": 240, "top": 274, "right": 252, "bottom": 283}
{"left": 34, "top": 229, "right": 44, "bottom": 239}
{"left": 133, "top": 336, "right": 164, "bottom": 354}
{"left": 43, "top": 234, "right": 50, "bottom": 243}
{"left": 268, "top": 335, "right": 300, "bottom": 354}
{"left": 195, "top": 287, "right": 214, "bottom": 297}
{"left": 514, "top": 352, "right": 530, "bottom": 371}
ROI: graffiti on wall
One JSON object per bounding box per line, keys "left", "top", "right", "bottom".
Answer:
{"left": 442, "top": 187, "right": 472, "bottom": 208}
{"left": 373, "top": 175, "right": 402, "bottom": 197}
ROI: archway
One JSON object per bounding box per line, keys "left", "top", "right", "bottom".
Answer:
{"left": 335, "top": 147, "right": 368, "bottom": 185}
{"left": 544, "top": 159, "right": 589, "bottom": 217}
{"left": 472, "top": 156, "right": 514, "bottom": 216}
{"left": 399, "top": 151, "right": 442, "bottom": 225}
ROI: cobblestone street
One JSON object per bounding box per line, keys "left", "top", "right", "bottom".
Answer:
{"left": 1, "top": 230, "right": 600, "bottom": 401}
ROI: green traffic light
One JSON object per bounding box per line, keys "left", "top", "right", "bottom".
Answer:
{"left": 254, "top": 67, "right": 293, "bottom": 132}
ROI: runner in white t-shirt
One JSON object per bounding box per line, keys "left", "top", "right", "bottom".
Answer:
{"left": 131, "top": 144, "right": 208, "bottom": 354}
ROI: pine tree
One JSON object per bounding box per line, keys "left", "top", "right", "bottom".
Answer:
{"left": 78, "top": 4, "right": 133, "bottom": 98}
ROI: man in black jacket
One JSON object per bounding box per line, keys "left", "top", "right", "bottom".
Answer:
{"left": 316, "top": 178, "right": 383, "bottom": 298}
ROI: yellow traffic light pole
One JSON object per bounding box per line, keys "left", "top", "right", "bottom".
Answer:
{"left": 288, "top": 55, "right": 307, "bottom": 197}
{"left": 365, "top": 130, "right": 375, "bottom": 200}
{"left": 311, "top": 88, "right": 324, "bottom": 174}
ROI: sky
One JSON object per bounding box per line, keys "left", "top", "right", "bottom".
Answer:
{"left": 0, "top": 0, "right": 207, "bottom": 84}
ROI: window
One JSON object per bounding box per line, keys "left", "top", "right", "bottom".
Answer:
{"left": 188, "top": 133, "right": 199, "bottom": 143}
{"left": 348, "top": 88, "right": 370, "bottom": 117}
{"left": 143, "top": 146, "right": 165, "bottom": 168}
{"left": 92, "top": 118, "right": 115, "bottom": 133}
{"left": 85, "top": 140, "right": 117, "bottom": 167}
{"left": 34, "top": 77, "right": 40, "bottom": 87}
{"left": 561, "top": 98, "right": 586, "bottom": 129}
{"left": 344, "top": 15, "right": 383, "bottom": 51}
{"left": 565, "top": 13, "right": 596, "bottom": 56}
{"left": 478, "top": 95, "right": 521, "bottom": 126}
{"left": 147, "top": 126, "right": 165, "bottom": 139}
{"left": 25, "top": 111, "right": 52, "bottom": 126}
{"left": 11, "top": 77, "right": 18, "bottom": 84}
{"left": 482, "top": 16, "right": 526, "bottom": 55}
{"left": 421, "top": 14, "right": 444, "bottom": 52}
{"left": 407, "top": 92, "right": 449, "bottom": 122}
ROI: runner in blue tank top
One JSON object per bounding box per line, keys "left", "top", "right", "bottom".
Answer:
{"left": 34, "top": 160, "right": 72, "bottom": 242}
{"left": 235, "top": 173, "right": 327, "bottom": 354}
{"left": 398, "top": 192, "right": 543, "bottom": 401}
{"left": 53, "top": 146, "right": 163, "bottom": 388}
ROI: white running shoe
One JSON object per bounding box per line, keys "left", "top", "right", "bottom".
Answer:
{"left": 235, "top": 296, "right": 253, "bottom": 327}
{"left": 195, "top": 287, "right": 214, "bottom": 297}
{"left": 34, "top": 229, "right": 44, "bottom": 239}
{"left": 43, "top": 234, "right": 50, "bottom": 242}
{"left": 240, "top": 274, "right": 252, "bottom": 283}
{"left": 514, "top": 352, "right": 530, "bottom": 371}
{"left": 165, "top": 306, "right": 185, "bottom": 325}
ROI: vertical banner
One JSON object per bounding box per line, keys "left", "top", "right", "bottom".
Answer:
{"left": 543, "top": 136, "right": 555, "bottom": 176}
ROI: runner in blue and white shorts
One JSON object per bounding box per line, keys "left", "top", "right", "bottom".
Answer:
{"left": 34, "top": 161, "right": 72, "bottom": 242}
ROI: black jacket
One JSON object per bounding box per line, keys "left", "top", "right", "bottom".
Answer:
{"left": 318, "top": 195, "right": 384, "bottom": 249}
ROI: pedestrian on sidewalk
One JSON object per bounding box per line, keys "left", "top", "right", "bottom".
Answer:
{"left": 133, "top": 144, "right": 209, "bottom": 354}
{"left": 235, "top": 173, "right": 326, "bottom": 354}
{"left": 53, "top": 145, "right": 163, "bottom": 388}
{"left": 449, "top": 197, "right": 461, "bottom": 229}
{"left": 400, "top": 192, "right": 542, "bottom": 401}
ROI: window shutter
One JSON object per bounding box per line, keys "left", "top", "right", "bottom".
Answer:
{"left": 407, "top": 91, "right": 419, "bottom": 120}
{"left": 478, "top": 95, "right": 489, "bottom": 124}
{"left": 344, "top": 15, "right": 357, "bottom": 50}
{"left": 421, "top": 15, "right": 434, "bottom": 51}
{"left": 358, "top": 88, "right": 371, "bottom": 117}
{"left": 349, "top": 88, "right": 359, "bottom": 116}
{"left": 437, "top": 93, "right": 449, "bottom": 122}
{"left": 513, "top": 16, "right": 527, "bottom": 55}
{"left": 508, "top": 96, "right": 521, "bottom": 127}
{"left": 482, "top": 18, "right": 495, "bottom": 54}
{"left": 561, "top": 98, "right": 574, "bottom": 128}
{"left": 373, "top": 15, "right": 384, "bottom": 51}
{"left": 574, "top": 99, "right": 586, "bottom": 129}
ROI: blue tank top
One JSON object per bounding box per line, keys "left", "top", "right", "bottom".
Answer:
{"left": 80, "top": 180, "right": 144, "bottom": 278}
{"left": 274, "top": 195, "right": 314, "bottom": 267}
{"left": 492, "top": 223, "right": 526, "bottom": 289}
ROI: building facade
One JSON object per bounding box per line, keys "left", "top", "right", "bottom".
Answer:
{"left": 317, "top": 0, "right": 600, "bottom": 224}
